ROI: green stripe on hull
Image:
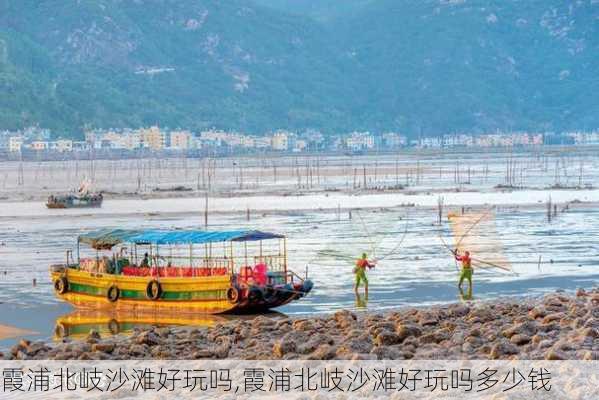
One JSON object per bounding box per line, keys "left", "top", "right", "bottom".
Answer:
{"left": 68, "top": 282, "right": 226, "bottom": 301}
{"left": 120, "top": 289, "right": 146, "bottom": 300}
{"left": 69, "top": 282, "right": 104, "bottom": 297}
{"left": 162, "top": 290, "right": 226, "bottom": 301}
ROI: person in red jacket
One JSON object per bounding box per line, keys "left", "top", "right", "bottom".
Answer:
{"left": 354, "top": 253, "right": 375, "bottom": 297}
{"left": 453, "top": 249, "right": 473, "bottom": 291}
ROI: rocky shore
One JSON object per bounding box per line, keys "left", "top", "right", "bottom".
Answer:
{"left": 2, "top": 290, "right": 598, "bottom": 361}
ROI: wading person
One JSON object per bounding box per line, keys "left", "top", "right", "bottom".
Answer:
{"left": 354, "top": 253, "right": 375, "bottom": 297}
{"left": 453, "top": 249, "right": 473, "bottom": 292}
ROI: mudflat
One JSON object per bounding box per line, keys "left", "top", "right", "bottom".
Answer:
{"left": 0, "top": 324, "right": 37, "bottom": 341}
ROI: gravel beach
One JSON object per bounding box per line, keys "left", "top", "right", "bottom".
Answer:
{"left": 2, "top": 289, "right": 597, "bottom": 361}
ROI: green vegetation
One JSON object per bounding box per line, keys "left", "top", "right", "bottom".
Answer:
{"left": 0, "top": 0, "right": 597, "bottom": 138}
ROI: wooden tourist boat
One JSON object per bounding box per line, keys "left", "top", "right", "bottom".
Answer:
{"left": 50, "top": 229, "right": 313, "bottom": 314}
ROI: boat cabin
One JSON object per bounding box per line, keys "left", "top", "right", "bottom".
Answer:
{"left": 71, "top": 229, "right": 290, "bottom": 287}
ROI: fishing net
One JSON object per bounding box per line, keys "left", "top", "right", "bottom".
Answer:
{"left": 447, "top": 210, "right": 512, "bottom": 272}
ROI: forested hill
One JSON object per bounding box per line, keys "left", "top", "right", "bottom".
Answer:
{"left": 0, "top": 0, "right": 597, "bottom": 138}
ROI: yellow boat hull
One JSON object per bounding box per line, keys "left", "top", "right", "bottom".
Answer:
{"left": 51, "top": 269, "right": 236, "bottom": 314}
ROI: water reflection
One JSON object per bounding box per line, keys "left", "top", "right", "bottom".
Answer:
{"left": 355, "top": 293, "right": 368, "bottom": 309}
{"left": 53, "top": 310, "right": 286, "bottom": 341}
{"left": 459, "top": 287, "right": 473, "bottom": 301}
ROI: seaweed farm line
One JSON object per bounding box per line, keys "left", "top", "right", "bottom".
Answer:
{"left": 1, "top": 148, "right": 599, "bottom": 200}
{"left": 1, "top": 201, "right": 598, "bottom": 346}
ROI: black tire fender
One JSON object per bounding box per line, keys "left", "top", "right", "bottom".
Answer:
{"left": 226, "top": 287, "right": 239, "bottom": 304}
{"left": 146, "top": 280, "right": 162, "bottom": 300}
{"left": 54, "top": 277, "right": 68, "bottom": 295}
{"left": 107, "top": 285, "right": 120, "bottom": 302}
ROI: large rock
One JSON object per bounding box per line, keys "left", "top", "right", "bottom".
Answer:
{"left": 333, "top": 310, "right": 357, "bottom": 329}
{"left": 578, "top": 327, "right": 598, "bottom": 339}
{"left": 368, "top": 322, "right": 396, "bottom": 337}
{"left": 543, "top": 295, "right": 569, "bottom": 311}
{"left": 466, "top": 308, "right": 495, "bottom": 323}
{"left": 129, "top": 344, "right": 148, "bottom": 356}
{"left": 449, "top": 304, "right": 470, "bottom": 318}
{"left": 529, "top": 307, "right": 548, "bottom": 319}
{"left": 370, "top": 345, "right": 402, "bottom": 360}
{"left": 545, "top": 349, "right": 567, "bottom": 360}
{"left": 273, "top": 335, "right": 297, "bottom": 358}
{"left": 489, "top": 342, "right": 519, "bottom": 359}
{"left": 86, "top": 330, "right": 101, "bottom": 343}
{"left": 510, "top": 334, "right": 531, "bottom": 346}
{"left": 308, "top": 344, "right": 336, "bottom": 360}
{"left": 135, "top": 331, "right": 160, "bottom": 346}
{"left": 373, "top": 331, "right": 401, "bottom": 346}
{"left": 335, "top": 339, "right": 372, "bottom": 358}
{"left": 395, "top": 324, "right": 422, "bottom": 341}
{"left": 214, "top": 337, "right": 232, "bottom": 359}
{"left": 502, "top": 321, "right": 537, "bottom": 338}
{"left": 191, "top": 349, "right": 214, "bottom": 359}
{"left": 292, "top": 319, "right": 315, "bottom": 332}
{"left": 155, "top": 327, "right": 171, "bottom": 338}
{"left": 91, "top": 343, "right": 115, "bottom": 353}
{"left": 467, "top": 328, "right": 481, "bottom": 337}
{"left": 24, "top": 342, "right": 48, "bottom": 356}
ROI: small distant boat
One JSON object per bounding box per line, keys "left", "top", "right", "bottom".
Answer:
{"left": 46, "top": 179, "right": 103, "bottom": 209}
{"left": 46, "top": 193, "right": 103, "bottom": 209}
{"left": 50, "top": 229, "right": 314, "bottom": 314}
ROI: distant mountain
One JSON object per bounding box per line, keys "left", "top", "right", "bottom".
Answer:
{"left": 336, "top": 0, "right": 599, "bottom": 134}
{"left": 0, "top": 0, "right": 598, "bottom": 138}
{"left": 252, "top": 0, "right": 373, "bottom": 21}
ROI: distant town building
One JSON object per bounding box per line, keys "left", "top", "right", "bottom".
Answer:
{"left": 139, "top": 126, "right": 165, "bottom": 150}
{"left": 293, "top": 139, "right": 307, "bottom": 152}
{"left": 169, "top": 130, "right": 193, "bottom": 150}
{"left": 50, "top": 139, "right": 73, "bottom": 152}
{"left": 566, "top": 131, "right": 599, "bottom": 145}
{"left": 382, "top": 132, "right": 407, "bottom": 148}
{"left": 73, "top": 141, "right": 91, "bottom": 151}
{"left": 271, "top": 130, "right": 294, "bottom": 151}
{"left": 9, "top": 136, "right": 23, "bottom": 152}
{"left": 345, "top": 131, "right": 374, "bottom": 151}
{"left": 253, "top": 136, "right": 271, "bottom": 149}
{"left": 418, "top": 137, "right": 442, "bottom": 148}
{"left": 28, "top": 141, "right": 49, "bottom": 151}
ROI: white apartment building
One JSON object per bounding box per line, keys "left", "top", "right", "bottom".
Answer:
{"left": 9, "top": 136, "right": 23, "bottom": 152}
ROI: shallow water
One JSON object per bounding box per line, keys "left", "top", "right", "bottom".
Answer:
{"left": 1, "top": 202, "right": 598, "bottom": 348}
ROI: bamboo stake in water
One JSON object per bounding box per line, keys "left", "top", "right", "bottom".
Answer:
{"left": 204, "top": 191, "right": 209, "bottom": 229}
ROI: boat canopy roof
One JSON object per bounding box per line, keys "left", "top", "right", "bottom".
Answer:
{"left": 79, "top": 229, "right": 285, "bottom": 249}
{"left": 78, "top": 229, "right": 144, "bottom": 250}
